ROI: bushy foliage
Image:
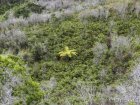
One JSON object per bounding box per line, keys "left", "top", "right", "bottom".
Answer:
{"left": 1, "top": 0, "right": 140, "bottom": 105}
{"left": 0, "top": 0, "right": 25, "bottom": 15}
{"left": 14, "top": 2, "right": 45, "bottom": 18}
{"left": 0, "top": 55, "right": 44, "bottom": 105}
{"left": 21, "top": 16, "right": 140, "bottom": 104}
{"left": 0, "top": 29, "right": 27, "bottom": 54}
{"left": 31, "top": 42, "right": 47, "bottom": 61}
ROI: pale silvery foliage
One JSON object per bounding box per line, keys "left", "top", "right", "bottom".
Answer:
{"left": 79, "top": 9, "right": 99, "bottom": 20}
{"left": 93, "top": 42, "right": 107, "bottom": 64}
{"left": 111, "top": 35, "right": 131, "bottom": 60}
{"left": 63, "top": 0, "right": 74, "bottom": 9}
{"left": 70, "top": 62, "right": 140, "bottom": 105}
{"left": 45, "top": 0, "right": 62, "bottom": 11}
{"left": 54, "top": 11, "right": 63, "bottom": 19}
{"left": 108, "top": 63, "right": 140, "bottom": 105}
{"left": 98, "top": 85, "right": 117, "bottom": 105}
{"left": 39, "top": 77, "right": 57, "bottom": 104}
{"left": 111, "top": 36, "right": 131, "bottom": 49}
{"left": 27, "top": 13, "right": 51, "bottom": 24}
{"left": 63, "top": 8, "right": 75, "bottom": 17}
{"left": 17, "top": 17, "right": 28, "bottom": 26}
{"left": 76, "top": 81, "right": 100, "bottom": 105}
{"left": 76, "top": 81, "right": 114, "bottom": 105}
{"left": 36, "top": 0, "right": 74, "bottom": 10}
{"left": 41, "top": 77, "right": 57, "bottom": 92}
{"left": 64, "top": 99, "right": 72, "bottom": 105}
{"left": 48, "top": 77, "right": 57, "bottom": 89}
{"left": 1, "top": 0, "right": 131, "bottom": 28}
{"left": 0, "top": 18, "right": 17, "bottom": 28}
{"left": 81, "top": 0, "right": 105, "bottom": 7}
{"left": 0, "top": 12, "right": 51, "bottom": 28}
{"left": 99, "top": 69, "right": 107, "bottom": 80}
{"left": 0, "top": 0, "right": 135, "bottom": 29}
{"left": 91, "top": 8, "right": 100, "bottom": 18}
{"left": 135, "top": 2, "right": 140, "bottom": 17}
{"left": 39, "top": 81, "right": 49, "bottom": 104}
{"left": 35, "top": 0, "right": 108, "bottom": 20}
{"left": 11, "top": 29, "right": 26, "bottom": 44}
{"left": 0, "top": 29, "right": 26, "bottom": 46}
{"left": 0, "top": 68, "right": 22, "bottom": 105}
{"left": 75, "top": 81, "right": 114, "bottom": 105}
{"left": 0, "top": 17, "right": 28, "bottom": 29}
{"left": 112, "top": 2, "right": 128, "bottom": 18}
{"left": 98, "top": 6, "right": 110, "bottom": 19}
{"left": 79, "top": 6, "right": 109, "bottom": 20}
{"left": 74, "top": 5, "right": 84, "bottom": 12}
{"left": 6, "top": 11, "right": 15, "bottom": 19}
{"left": 34, "top": 0, "right": 49, "bottom": 7}
{"left": 131, "top": 63, "right": 140, "bottom": 81}
{"left": 36, "top": 0, "right": 64, "bottom": 9}
{"left": 0, "top": 11, "right": 50, "bottom": 28}
{"left": 133, "top": 36, "right": 140, "bottom": 53}
{"left": 0, "top": 11, "right": 28, "bottom": 28}
{"left": 93, "top": 61, "right": 140, "bottom": 105}
{"left": 79, "top": 10, "right": 93, "bottom": 20}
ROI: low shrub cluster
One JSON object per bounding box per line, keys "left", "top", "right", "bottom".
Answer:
{"left": 14, "top": 2, "right": 45, "bottom": 18}
{"left": 1, "top": 0, "right": 140, "bottom": 104}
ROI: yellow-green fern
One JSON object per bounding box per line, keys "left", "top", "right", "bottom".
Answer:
{"left": 58, "top": 46, "right": 77, "bottom": 58}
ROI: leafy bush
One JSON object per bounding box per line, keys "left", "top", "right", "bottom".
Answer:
{"left": 0, "top": 0, "right": 25, "bottom": 15}
{"left": 14, "top": 6, "right": 30, "bottom": 18}
{"left": 32, "top": 42, "right": 47, "bottom": 61}
{"left": 0, "top": 29, "right": 27, "bottom": 54}
{"left": 14, "top": 3, "right": 44, "bottom": 18}
{"left": 1, "top": 1, "right": 140, "bottom": 104}
{"left": 0, "top": 55, "right": 25, "bottom": 104}
{"left": 0, "top": 54, "right": 44, "bottom": 104}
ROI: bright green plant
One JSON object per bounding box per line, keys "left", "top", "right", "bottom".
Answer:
{"left": 0, "top": 55, "right": 44, "bottom": 104}
{"left": 58, "top": 46, "right": 77, "bottom": 58}
{"left": 128, "top": 101, "right": 136, "bottom": 105}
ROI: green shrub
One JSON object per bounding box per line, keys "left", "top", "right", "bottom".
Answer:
{"left": 14, "top": 6, "right": 30, "bottom": 18}
{"left": 14, "top": 3, "right": 44, "bottom": 18}
{"left": 128, "top": 101, "right": 136, "bottom": 105}
{"left": 32, "top": 42, "right": 47, "bottom": 61}
{"left": 28, "top": 3, "right": 45, "bottom": 14}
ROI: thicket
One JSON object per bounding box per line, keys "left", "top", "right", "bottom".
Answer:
{"left": 0, "top": 0, "right": 25, "bottom": 15}
{"left": 20, "top": 16, "right": 140, "bottom": 104}
{"left": 1, "top": 0, "right": 140, "bottom": 104}
{"left": 14, "top": 2, "right": 45, "bottom": 18}
{"left": 0, "top": 55, "right": 44, "bottom": 105}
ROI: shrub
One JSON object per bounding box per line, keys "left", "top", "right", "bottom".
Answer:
{"left": 14, "top": 3, "right": 44, "bottom": 18}
{"left": 14, "top": 6, "right": 30, "bottom": 18}
{"left": 93, "top": 42, "right": 108, "bottom": 64}
{"left": 0, "top": 17, "right": 28, "bottom": 29}
{"left": 0, "top": 29, "right": 27, "bottom": 53}
{"left": 112, "top": 2, "right": 128, "bottom": 18}
{"left": 28, "top": 3, "right": 45, "bottom": 14}
{"left": 0, "top": 55, "right": 44, "bottom": 105}
{"left": 135, "top": 2, "right": 140, "bottom": 17}
{"left": 27, "top": 13, "right": 51, "bottom": 24}
{"left": 32, "top": 42, "right": 47, "bottom": 61}
{"left": 0, "top": 55, "right": 25, "bottom": 105}
{"left": 111, "top": 35, "right": 132, "bottom": 60}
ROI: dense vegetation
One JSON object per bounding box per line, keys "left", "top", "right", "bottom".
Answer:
{"left": 0, "top": 0, "right": 140, "bottom": 105}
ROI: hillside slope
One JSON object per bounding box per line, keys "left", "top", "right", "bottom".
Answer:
{"left": 0, "top": 0, "right": 140, "bottom": 105}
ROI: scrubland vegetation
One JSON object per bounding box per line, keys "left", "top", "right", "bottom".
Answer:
{"left": 1, "top": 0, "right": 140, "bottom": 105}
